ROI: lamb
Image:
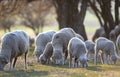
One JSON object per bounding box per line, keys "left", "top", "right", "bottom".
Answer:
{"left": 94, "top": 37, "right": 119, "bottom": 65}
{"left": 85, "top": 40, "right": 95, "bottom": 60}
{"left": 0, "top": 30, "right": 29, "bottom": 71}
{"left": 51, "top": 28, "right": 77, "bottom": 65}
{"left": 34, "top": 30, "right": 56, "bottom": 62}
{"left": 39, "top": 42, "right": 53, "bottom": 64}
{"left": 109, "top": 25, "right": 120, "bottom": 43}
{"left": 68, "top": 37, "right": 88, "bottom": 68}
{"left": 92, "top": 27, "right": 106, "bottom": 42}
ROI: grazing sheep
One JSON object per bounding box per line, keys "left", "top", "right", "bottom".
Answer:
{"left": 85, "top": 40, "right": 95, "bottom": 60}
{"left": 92, "top": 27, "right": 106, "bottom": 42}
{"left": 68, "top": 37, "right": 88, "bottom": 68}
{"left": 85, "top": 40, "right": 101, "bottom": 63}
{"left": 109, "top": 26, "right": 120, "bottom": 43}
{"left": 34, "top": 30, "right": 56, "bottom": 62}
{"left": 39, "top": 42, "right": 53, "bottom": 64}
{"left": 0, "top": 30, "right": 29, "bottom": 71}
{"left": 51, "top": 28, "right": 77, "bottom": 65}
{"left": 94, "top": 37, "right": 119, "bottom": 65}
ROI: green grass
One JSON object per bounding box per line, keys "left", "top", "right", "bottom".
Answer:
{"left": 1, "top": 61, "right": 120, "bottom": 77}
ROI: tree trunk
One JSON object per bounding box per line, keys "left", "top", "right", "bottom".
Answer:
{"left": 88, "top": 0, "right": 103, "bottom": 27}
{"left": 53, "top": 0, "right": 88, "bottom": 40}
{"left": 97, "top": 0, "right": 115, "bottom": 38}
{"left": 53, "top": 0, "right": 68, "bottom": 29}
{"left": 115, "top": 0, "right": 119, "bottom": 25}
{"left": 67, "top": 0, "right": 88, "bottom": 40}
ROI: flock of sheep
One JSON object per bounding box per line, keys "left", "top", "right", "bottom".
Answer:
{"left": 0, "top": 27, "right": 120, "bottom": 71}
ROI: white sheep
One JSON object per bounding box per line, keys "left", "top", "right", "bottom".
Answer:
{"left": 85, "top": 40, "right": 95, "bottom": 60}
{"left": 51, "top": 28, "right": 77, "bottom": 65}
{"left": 39, "top": 42, "right": 53, "bottom": 64}
{"left": 94, "top": 37, "right": 119, "bottom": 65}
{"left": 34, "top": 30, "right": 56, "bottom": 62}
{"left": 92, "top": 27, "right": 106, "bottom": 42}
{"left": 68, "top": 37, "right": 88, "bottom": 68}
{"left": 109, "top": 26, "right": 120, "bottom": 43}
{"left": 0, "top": 30, "right": 29, "bottom": 71}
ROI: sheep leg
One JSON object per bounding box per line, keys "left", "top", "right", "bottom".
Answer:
{"left": 75, "top": 57, "right": 78, "bottom": 68}
{"left": 73, "top": 58, "right": 76, "bottom": 68}
{"left": 108, "top": 55, "right": 111, "bottom": 64}
{"left": 47, "top": 58, "right": 50, "bottom": 64}
{"left": 13, "top": 57, "right": 18, "bottom": 68}
{"left": 101, "top": 53, "right": 104, "bottom": 64}
{"left": 94, "top": 48, "right": 98, "bottom": 65}
{"left": 69, "top": 54, "right": 72, "bottom": 68}
{"left": 103, "top": 53, "right": 108, "bottom": 64}
{"left": 76, "top": 61, "right": 79, "bottom": 68}
{"left": 25, "top": 51, "right": 28, "bottom": 69}
{"left": 65, "top": 50, "right": 68, "bottom": 63}
{"left": 105, "top": 54, "right": 110, "bottom": 64}
{"left": 86, "top": 62, "right": 88, "bottom": 67}
{"left": 9, "top": 59, "right": 13, "bottom": 71}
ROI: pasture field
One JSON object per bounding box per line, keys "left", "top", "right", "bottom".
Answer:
{"left": 0, "top": 25, "right": 120, "bottom": 77}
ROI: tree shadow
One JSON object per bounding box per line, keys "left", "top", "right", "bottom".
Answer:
{"left": 46, "top": 63, "right": 70, "bottom": 69}
{"left": 2, "top": 69, "right": 49, "bottom": 77}
{"left": 86, "top": 65, "right": 102, "bottom": 71}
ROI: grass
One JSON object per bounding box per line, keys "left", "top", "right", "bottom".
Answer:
{"left": 1, "top": 61, "right": 120, "bottom": 77}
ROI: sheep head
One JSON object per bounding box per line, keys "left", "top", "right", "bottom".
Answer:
{"left": 0, "top": 55, "right": 8, "bottom": 71}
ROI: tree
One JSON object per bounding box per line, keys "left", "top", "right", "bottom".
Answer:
{"left": 88, "top": 0, "right": 120, "bottom": 38}
{"left": 0, "top": 17, "right": 15, "bottom": 32}
{"left": 53, "top": 0, "right": 88, "bottom": 40}
{"left": 21, "top": 0, "right": 53, "bottom": 35}
{"left": 0, "top": 0, "right": 37, "bottom": 18}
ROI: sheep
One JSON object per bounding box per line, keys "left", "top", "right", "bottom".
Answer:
{"left": 92, "top": 27, "right": 106, "bottom": 42}
{"left": 34, "top": 30, "right": 56, "bottom": 62}
{"left": 85, "top": 40, "right": 95, "bottom": 61}
{"left": 94, "top": 37, "right": 119, "bottom": 65}
{"left": 51, "top": 28, "right": 77, "bottom": 65}
{"left": 85, "top": 40, "right": 101, "bottom": 63}
{"left": 39, "top": 42, "right": 53, "bottom": 64}
{"left": 109, "top": 25, "right": 120, "bottom": 43}
{"left": 0, "top": 30, "right": 29, "bottom": 71}
{"left": 68, "top": 37, "right": 88, "bottom": 68}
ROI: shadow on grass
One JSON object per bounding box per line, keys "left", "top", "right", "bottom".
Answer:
{"left": 46, "top": 63, "right": 70, "bottom": 69}
{"left": 2, "top": 69, "right": 48, "bottom": 77}
{"left": 86, "top": 65, "right": 102, "bottom": 71}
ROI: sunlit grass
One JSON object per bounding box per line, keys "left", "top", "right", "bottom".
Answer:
{"left": 1, "top": 61, "right": 120, "bottom": 77}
